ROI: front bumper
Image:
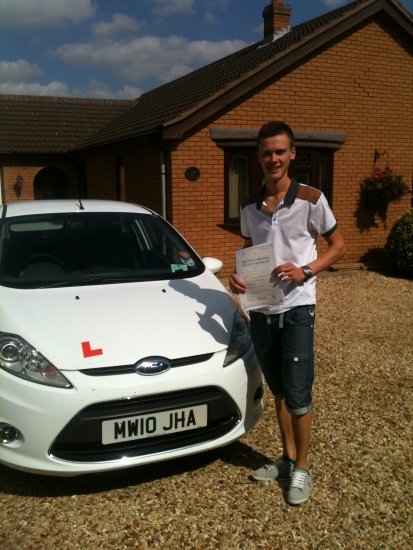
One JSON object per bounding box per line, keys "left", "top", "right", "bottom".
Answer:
{"left": 0, "top": 346, "right": 262, "bottom": 476}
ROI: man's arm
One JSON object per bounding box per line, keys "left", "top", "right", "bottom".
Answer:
{"left": 272, "top": 229, "right": 346, "bottom": 282}
{"left": 228, "top": 238, "right": 252, "bottom": 294}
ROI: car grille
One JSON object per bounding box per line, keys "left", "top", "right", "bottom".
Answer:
{"left": 50, "top": 386, "right": 240, "bottom": 462}
{"left": 78, "top": 353, "right": 213, "bottom": 376}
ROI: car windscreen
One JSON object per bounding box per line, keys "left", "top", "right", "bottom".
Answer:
{"left": 0, "top": 212, "right": 205, "bottom": 289}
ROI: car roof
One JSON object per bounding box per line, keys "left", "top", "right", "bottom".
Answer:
{"left": 1, "top": 200, "right": 155, "bottom": 218}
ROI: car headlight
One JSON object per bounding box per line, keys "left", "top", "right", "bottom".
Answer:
{"left": 224, "top": 311, "right": 252, "bottom": 366}
{"left": 0, "top": 333, "right": 72, "bottom": 388}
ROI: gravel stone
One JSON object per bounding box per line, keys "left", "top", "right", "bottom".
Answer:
{"left": 1, "top": 272, "right": 412, "bottom": 549}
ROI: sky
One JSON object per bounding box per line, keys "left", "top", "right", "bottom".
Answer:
{"left": 1, "top": 0, "right": 413, "bottom": 100}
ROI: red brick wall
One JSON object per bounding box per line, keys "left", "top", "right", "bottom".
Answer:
{"left": 122, "top": 147, "right": 163, "bottom": 213}
{"left": 86, "top": 155, "right": 117, "bottom": 200}
{"left": 169, "top": 132, "right": 229, "bottom": 260}
{"left": 168, "top": 19, "right": 413, "bottom": 275}
{"left": 79, "top": 147, "right": 163, "bottom": 213}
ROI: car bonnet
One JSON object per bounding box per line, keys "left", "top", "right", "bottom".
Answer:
{"left": 0, "top": 271, "right": 238, "bottom": 371}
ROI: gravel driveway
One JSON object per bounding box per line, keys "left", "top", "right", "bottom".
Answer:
{"left": 1, "top": 271, "right": 412, "bottom": 550}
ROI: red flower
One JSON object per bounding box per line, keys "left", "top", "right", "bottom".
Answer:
{"left": 360, "top": 165, "right": 408, "bottom": 203}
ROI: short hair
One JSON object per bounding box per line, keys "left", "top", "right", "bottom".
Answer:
{"left": 257, "top": 121, "right": 295, "bottom": 149}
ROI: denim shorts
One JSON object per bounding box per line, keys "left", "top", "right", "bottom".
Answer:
{"left": 250, "top": 306, "right": 315, "bottom": 415}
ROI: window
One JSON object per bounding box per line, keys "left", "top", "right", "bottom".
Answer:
{"left": 0, "top": 212, "right": 205, "bottom": 289}
{"left": 289, "top": 150, "right": 334, "bottom": 204}
{"left": 224, "top": 150, "right": 263, "bottom": 223}
{"left": 228, "top": 155, "right": 249, "bottom": 218}
{"left": 224, "top": 147, "right": 334, "bottom": 222}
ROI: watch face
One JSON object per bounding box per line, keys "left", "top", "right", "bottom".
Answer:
{"left": 302, "top": 266, "right": 312, "bottom": 279}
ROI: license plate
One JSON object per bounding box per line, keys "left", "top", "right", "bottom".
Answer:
{"left": 102, "top": 404, "right": 208, "bottom": 445}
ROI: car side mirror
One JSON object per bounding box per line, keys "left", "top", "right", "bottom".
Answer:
{"left": 202, "top": 257, "right": 223, "bottom": 274}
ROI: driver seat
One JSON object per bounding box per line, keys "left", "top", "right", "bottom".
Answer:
{"left": 20, "top": 263, "right": 66, "bottom": 279}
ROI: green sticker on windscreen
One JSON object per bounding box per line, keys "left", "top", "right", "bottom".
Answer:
{"left": 171, "top": 264, "right": 188, "bottom": 272}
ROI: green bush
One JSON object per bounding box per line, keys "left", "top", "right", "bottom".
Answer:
{"left": 384, "top": 209, "right": 413, "bottom": 277}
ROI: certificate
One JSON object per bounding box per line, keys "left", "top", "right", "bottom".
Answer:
{"left": 236, "top": 243, "right": 284, "bottom": 311}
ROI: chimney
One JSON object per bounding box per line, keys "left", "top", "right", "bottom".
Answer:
{"left": 263, "top": 0, "right": 291, "bottom": 42}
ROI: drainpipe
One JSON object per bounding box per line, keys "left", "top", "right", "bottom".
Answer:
{"left": 0, "top": 163, "right": 4, "bottom": 205}
{"left": 160, "top": 149, "right": 167, "bottom": 220}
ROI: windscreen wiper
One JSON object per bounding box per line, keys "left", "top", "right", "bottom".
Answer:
{"left": 39, "top": 277, "right": 105, "bottom": 289}
{"left": 39, "top": 276, "right": 146, "bottom": 288}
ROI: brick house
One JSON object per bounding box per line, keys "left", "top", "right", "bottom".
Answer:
{"left": 1, "top": 0, "right": 412, "bottom": 276}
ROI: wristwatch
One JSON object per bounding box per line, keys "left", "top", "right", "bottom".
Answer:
{"left": 301, "top": 265, "right": 313, "bottom": 281}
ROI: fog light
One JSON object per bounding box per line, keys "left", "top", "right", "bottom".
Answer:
{"left": 253, "top": 384, "right": 264, "bottom": 403}
{"left": 0, "top": 423, "right": 20, "bottom": 444}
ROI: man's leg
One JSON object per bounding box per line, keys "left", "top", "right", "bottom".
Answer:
{"left": 291, "top": 410, "right": 312, "bottom": 471}
{"left": 275, "top": 397, "right": 296, "bottom": 462}
{"left": 275, "top": 398, "right": 312, "bottom": 470}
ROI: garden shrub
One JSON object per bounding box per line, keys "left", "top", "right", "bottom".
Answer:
{"left": 384, "top": 209, "right": 413, "bottom": 277}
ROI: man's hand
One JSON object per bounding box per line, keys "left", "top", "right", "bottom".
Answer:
{"left": 272, "top": 262, "right": 306, "bottom": 282}
{"left": 228, "top": 272, "right": 247, "bottom": 294}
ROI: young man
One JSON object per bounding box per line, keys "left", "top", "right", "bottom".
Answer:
{"left": 229, "top": 121, "right": 345, "bottom": 506}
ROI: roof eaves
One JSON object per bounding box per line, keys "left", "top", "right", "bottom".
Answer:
{"left": 64, "top": 101, "right": 140, "bottom": 151}
{"left": 69, "top": 129, "right": 158, "bottom": 153}
{"left": 68, "top": 120, "right": 160, "bottom": 153}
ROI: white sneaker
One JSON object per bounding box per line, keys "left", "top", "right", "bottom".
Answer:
{"left": 287, "top": 468, "right": 312, "bottom": 505}
{"left": 251, "top": 456, "right": 294, "bottom": 482}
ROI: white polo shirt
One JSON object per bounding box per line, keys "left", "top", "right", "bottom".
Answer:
{"left": 240, "top": 179, "right": 337, "bottom": 314}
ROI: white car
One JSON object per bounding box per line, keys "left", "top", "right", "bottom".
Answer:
{"left": 0, "top": 200, "right": 263, "bottom": 476}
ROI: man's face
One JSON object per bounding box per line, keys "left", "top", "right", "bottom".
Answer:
{"left": 257, "top": 133, "right": 296, "bottom": 185}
